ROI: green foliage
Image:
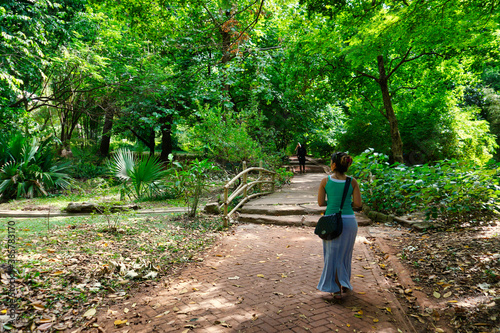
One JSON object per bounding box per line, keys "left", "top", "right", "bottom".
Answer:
{"left": 166, "top": 154, "right": 219, "bottom": 218}
{"left": 0, "top": 134, "right": 72, "bottom": 200}
{"left": 107, "top": 149, "right": 168, "bottom": 200}
{"left": 185, "top": 106, "right": 264, "bottom": 165}
{"left": 69, "top": 147, "right": 108, "bottom": 179}
{"left": 350, "top": 149, "right": 500, "bottom": 224}
{"left": 274, "top": 167, "right": 294, "bottom": 187}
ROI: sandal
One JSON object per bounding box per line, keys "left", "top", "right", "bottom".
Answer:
{"left": 333, "top": 291, "right": 342, "bottom": 299}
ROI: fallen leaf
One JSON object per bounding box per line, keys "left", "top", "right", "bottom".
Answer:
{"left": 155, "top": 310, "right": 170, "bottom": 318}
{"left": 52, "top": 323, "right": 68, "bottom": 330}
{"left": 114, "top": 319, "right": 127, "bottom": 327}
{"left": 373, "top": 319, "right": 379, "bottom": 323}
{"left": 443, "top": 292, "right": 452, "bottom": 298}
{"left": 124, "top": 308, "right": 129, "bottom": 313}
{"left": 32, "top": 303, "right": 45, "bottom": 311}
{"left": 37, "top": 323, "right": 52, "bottom": 331}
{"left": 257, "top": 274, "right": 265, "bottom": 278}
{"left": 433, "top": 291, "right": 441, "bottom": 299}
{"left": 83, "top": 308, "right": 96, "bottom": 319}
{"left": 355, "top": 275, "right": 365, "bottom": 278}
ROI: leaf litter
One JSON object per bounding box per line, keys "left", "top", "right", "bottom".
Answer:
{"left": 369, "top": 222, "right": 499, "bottom": 333}
{"left": 0, "top": 214, "right": 225, "bottom": 331}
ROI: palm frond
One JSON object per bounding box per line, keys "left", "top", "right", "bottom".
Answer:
{"left": 108, "top": 149, "right": 135, "bottom": 181}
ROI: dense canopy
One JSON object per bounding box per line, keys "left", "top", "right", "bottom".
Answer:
{"left": 1, "top": 0, "right": 500, "bottom": 165}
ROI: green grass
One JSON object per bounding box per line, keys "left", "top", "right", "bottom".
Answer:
{"left": 0, "top": 177, "right": 190, "bottom": 211}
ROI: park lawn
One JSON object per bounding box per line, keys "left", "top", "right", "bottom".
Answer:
{"left": 0, "top": 213, "right": 227, "bottom": 331}
{"left": 0, "top": 176, "right": 226, "bottom": 211}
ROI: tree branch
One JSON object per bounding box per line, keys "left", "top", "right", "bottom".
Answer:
{"left": 387, "top": 47, "right": 412, "bottom": 79}
{"left": 360, "top": 91, "right": 387, "bottom": 119}
{"left": 227, "top": 0, "right": 265, "bottom": 51}
{"left": 354, "top": 70, "right": 378, "bottom": 82}
{"left": 391, "top": 84, "right": 423, "bottom": 95}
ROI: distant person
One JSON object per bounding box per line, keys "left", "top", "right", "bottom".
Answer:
{"left": 317, "top": 152, "right": 362, "bottom": 300}
{"left": 295, "top": 143, "right": 307, "bottom": 173}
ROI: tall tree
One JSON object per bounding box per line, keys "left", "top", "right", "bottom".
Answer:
{"left": 300, "top": 0, "right": 500, "bottom": 162}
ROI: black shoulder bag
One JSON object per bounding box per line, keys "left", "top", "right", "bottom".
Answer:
{"left": 314, "top": 177, "right": 351, "bottom": 240}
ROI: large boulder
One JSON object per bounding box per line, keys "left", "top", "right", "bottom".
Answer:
{"left": 204, "top": 202, "right": 221, "bottom": 215}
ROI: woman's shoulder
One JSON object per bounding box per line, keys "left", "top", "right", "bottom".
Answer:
{"left": 319, "top": 175, "right": 330, "bottom": 186}
{"left": 348, "top": 176, "right": 359, "bottom": 185}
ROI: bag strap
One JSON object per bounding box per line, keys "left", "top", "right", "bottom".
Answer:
{"left": 338, "top": 177, "right": 352, "bottom": 213}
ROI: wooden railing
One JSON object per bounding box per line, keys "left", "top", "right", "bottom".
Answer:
{"left": 220, "top": 161, "right": 276, "bottom": 227}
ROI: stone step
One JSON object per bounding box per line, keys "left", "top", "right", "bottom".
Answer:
{"left": 239, "top": 204, "right": 325, "bottom": 216}
{"left": 237, "top": 214, "right": 319, "bottom": 227}
{"left": 236, "top": 212, "right": 372, "bottom": 227}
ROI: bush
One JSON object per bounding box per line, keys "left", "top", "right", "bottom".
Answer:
{"left": 184, "top": 105, "right": 264, "bottom": 165}
{"left": 350, "top": 149, "right": 500, "bottom": 224}
{"left": 68, "top": 147, "right": 108, "bottom": 179}
{"left": 166, "top": 155, "right": 219, "bottom": 217}
{"left": 0, "top": 134, "right": 72, "bottom": 200}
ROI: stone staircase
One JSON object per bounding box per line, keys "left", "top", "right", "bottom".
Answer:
{"left": 235, "top": 159, "right": 372, "bottom": 227}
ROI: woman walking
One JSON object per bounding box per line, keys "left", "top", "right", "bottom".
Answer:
{"left": 317, "top": 152, "right": 362, "bottom": 299}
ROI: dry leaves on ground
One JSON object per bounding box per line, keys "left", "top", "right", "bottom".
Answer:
{"left": 371, "top": 222, "right": 499, "bottom": 333}
{"left": 0, "top": 215, "right": 225, "bottom": 332}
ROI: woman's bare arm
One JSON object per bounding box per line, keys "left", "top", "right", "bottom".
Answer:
{"left": 318, "top": 177, "right": 328, "bottom": 206}
{"left": 351, "top": 178, "right": 362, "bottom": 209}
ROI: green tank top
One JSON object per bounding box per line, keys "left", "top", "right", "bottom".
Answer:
{"left": 324, "top": 176, "right": 354, "bottom": 216}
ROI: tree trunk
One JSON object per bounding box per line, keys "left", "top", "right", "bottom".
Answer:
{"left": 99, "top": 108, "right": 114, "bottom": 157}
{"left": 377, "top": 55, "right": 404, "bottom": 164}
{"left": 160, "top": 114, "right": 173, "bottom": 162}
{"left": 148, "top": 128, "right": 155, "bottom": 156}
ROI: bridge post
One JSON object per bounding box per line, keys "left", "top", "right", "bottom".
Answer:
{"left": 223, "top": 187, "right": 229, "bottom": 227}
{"left": 242, "top": 161, "right": 247, "bottom": 197}
{"left": 258, "top": 160, "right": 263, "bottom": 192}
{"left": 272, "top": 173, "right": 275, "bottom": 193}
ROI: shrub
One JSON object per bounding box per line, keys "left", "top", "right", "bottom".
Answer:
{"left": 350, "top": 149, "right": 500, "bottom": 224}
{"left": 0, "top": 135, "right": 72, "bottom": 200}
{"left": 166, "top": 155, "right": 219, "bottom": 217}
{"left": 184, "top": 105, "right": 264, "bottom": 165}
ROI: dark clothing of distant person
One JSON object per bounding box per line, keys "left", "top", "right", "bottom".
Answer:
{"left": 296, "top": 143, "right": 307, "bottom": 173}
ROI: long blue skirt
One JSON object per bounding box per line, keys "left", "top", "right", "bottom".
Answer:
{"left": 317, "top": 216, "right": 358, "bottom": 293}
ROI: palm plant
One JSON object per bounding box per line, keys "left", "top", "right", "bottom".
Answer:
{"left": 107, "top": 149, "right": 168, "bottom": 200}
{"left": 0, "top": 135, "right": 72, "bottom": 200}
